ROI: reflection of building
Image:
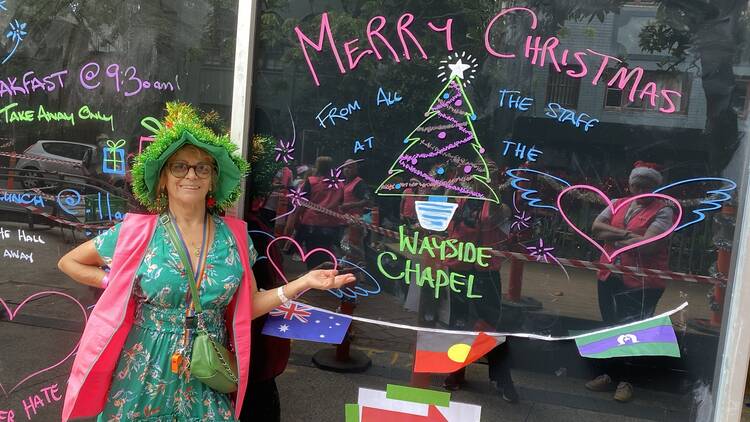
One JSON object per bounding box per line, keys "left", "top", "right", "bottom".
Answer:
{"left": 519, "top": 3, "right": 710, "bottom": 176}
{"left": 515, "top": 3, "right": 745, "bottom": 276}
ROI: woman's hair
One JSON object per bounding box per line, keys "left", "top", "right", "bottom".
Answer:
{"left": 313, "top": 156, "right": 334, "bottom": 176}
{"left": 156, "top": 145, "right": 217, "bottom": 199}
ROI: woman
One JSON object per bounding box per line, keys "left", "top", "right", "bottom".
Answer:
{"left": 58, "top": 104, "right": 354, "bottom": 421}
{"left": 586, "top": 161, "right": 675, "bottom": 402}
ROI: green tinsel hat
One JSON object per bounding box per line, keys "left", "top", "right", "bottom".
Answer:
{"left": 131, "top": 102, "right": 250, "bottom": 212}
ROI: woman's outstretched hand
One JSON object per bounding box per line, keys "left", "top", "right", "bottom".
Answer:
{"left": 301, "top": 269, "right": 356, "bottom": 291}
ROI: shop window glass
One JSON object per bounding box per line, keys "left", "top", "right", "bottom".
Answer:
{"left": 249, "top": 1, "right": 750, "bottom": 421}
{"left": 0, "top": 1, "right": 238, "bottom": 420}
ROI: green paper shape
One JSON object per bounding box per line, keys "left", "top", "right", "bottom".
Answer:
{"left": 385, "top": 384, "right": 450, "bottom": 407}
{"left": 345, "top": 403, "right": 360, "bottom": 422}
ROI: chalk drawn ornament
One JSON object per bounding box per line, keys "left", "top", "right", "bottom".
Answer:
{"left": 0, "top": 291, "right": 87, "bottom": 396}
{"left": 556, "top": 185, "right": 683, "bottom": 263}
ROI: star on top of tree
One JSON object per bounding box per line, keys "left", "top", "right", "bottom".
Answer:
{"left": 448, "top": 59, "right": 471, "bottom": 79}
{"left": 437, "top": 51, "right": 478, "bottom": 85}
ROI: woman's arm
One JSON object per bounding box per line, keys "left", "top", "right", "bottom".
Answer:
{"left": 58, "top": 240, "right": 108, "bottom": 288}
{"left": 251, "top": 269, "right": 355, "bottom": 319}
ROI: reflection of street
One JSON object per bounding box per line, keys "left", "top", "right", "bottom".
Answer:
{"left": 0, "top": 222, "right": 95, "bottom": 422}
{"left": 287, "top": 253, "right": 712, "bottom": 421}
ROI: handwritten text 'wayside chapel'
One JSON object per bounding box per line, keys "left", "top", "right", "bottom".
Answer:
{"left": 294, "top": 7, "right": 682, "bottom": 114}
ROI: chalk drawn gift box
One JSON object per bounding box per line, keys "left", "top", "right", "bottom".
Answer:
{"left": 102, "top": 139, "right": 126, "bottom": 175}
{"left": 414, "top": 196, "right": 458, "bottom": 232}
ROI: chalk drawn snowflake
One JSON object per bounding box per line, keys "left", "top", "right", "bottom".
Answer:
{"left": 274, "top": 139, "right": 295, "bottom": 164}
{"left": 525, "top": 238, "right": 569, "bottom": 279}
{"left": 3, "top": 19, "right": 27, "bottom": 64}
{"left": 511, "top": 210, "right": 532, "bottom": 231}
{"left": 324, "top": 168, "right": 345, "bottom": 189}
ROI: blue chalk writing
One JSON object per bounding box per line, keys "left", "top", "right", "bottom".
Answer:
{"left": 376, "top": 87, "right": 402, "bottom": 107}
{"left": 545, "top": 103, "right": 598, "bottom": 132}
{"left": 353, "top": 136, "right": 374, "bottom": 153}
{"left": 501, "top": 140, "right": 543, "bottom": 162}
{"left": 498, "top": 89, "right": 533, "bottom": 111}
{"left": 315, "top": 100, "right": 361, "bottom": 129}
{"left": 0, "top": 191, "right": 43, "bottom": 206}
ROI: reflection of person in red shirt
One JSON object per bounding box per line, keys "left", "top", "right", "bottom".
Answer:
{"left": 291, "top": 156, "right": 343, "bottom": 270}
{"left": 399, "top": 177, "right": 421, "bottom": 226}
{"left": 587, "top": 161, "right": 676, "bottom": 402}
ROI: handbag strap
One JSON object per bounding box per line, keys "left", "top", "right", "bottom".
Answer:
{"left": 161, "top": 213, "right": 207, "bottom": 314}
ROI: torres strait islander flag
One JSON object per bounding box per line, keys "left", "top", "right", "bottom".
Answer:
{"left": 575, "top": 315, "right": 680, "bottom": 359}
{"left": 414, "top": 332, "right": 504, "bottom": 373}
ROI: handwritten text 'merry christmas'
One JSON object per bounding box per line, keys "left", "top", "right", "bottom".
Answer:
{"left": 295, "top": 7, "right": 682, "bottom": 113}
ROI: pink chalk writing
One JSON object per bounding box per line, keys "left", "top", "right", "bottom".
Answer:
{"left": 295, "top": 12, "right": 454, "bottom": 86}
{"left": 484, "top": 8, "right": 682, "bottom": 113}
{"left": 21, "top": 383, "right": 62, "bottom": 420}
{"left": 294, "top": 7, "right": 683, "bottom": 114}
{"left": 0, "top": 383, "right": 63, "bottom": 421}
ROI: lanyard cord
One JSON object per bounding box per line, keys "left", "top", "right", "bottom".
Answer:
{"left": 168, "top": 212, "right": 210, "bottom": 351}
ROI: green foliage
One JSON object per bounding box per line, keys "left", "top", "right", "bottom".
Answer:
{"left": 247, "top": 134, "right": 284, "bottom": 200}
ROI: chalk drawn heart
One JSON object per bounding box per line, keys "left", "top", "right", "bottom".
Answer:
{"left": 556, "top": 185, "right": 683, "bottom": 262}
{"left": 0, "top": 291, "right": 87, "bottom": 396}
{"left": 266, "top": 236, "right": 338, "bottom": 285}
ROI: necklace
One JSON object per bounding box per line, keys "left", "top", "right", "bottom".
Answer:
{"left": 170, "top": 212, "right": 209, "bottom": 272}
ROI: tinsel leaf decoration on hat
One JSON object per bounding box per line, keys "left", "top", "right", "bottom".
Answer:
{"left": 131, "top": 101, "right": 250, "bottom": 213}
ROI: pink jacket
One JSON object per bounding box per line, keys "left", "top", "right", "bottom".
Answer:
{"left": 62, "top": 213, "right": 254, "bottom": 421}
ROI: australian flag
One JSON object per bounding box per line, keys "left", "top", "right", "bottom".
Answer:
{"left": 262, "top": 301, "right": 352, "bottom": 344}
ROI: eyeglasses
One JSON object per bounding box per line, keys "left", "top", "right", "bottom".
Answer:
{"left": 168, "top": 161, "right": 214, "bottom": 179}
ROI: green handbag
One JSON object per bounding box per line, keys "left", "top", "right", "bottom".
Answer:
{"left": 163, "top": 215, "right": 239, "bottom": 393}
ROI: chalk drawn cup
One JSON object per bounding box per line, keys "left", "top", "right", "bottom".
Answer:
{"left": 0, "top": 291, "right": 88, "bottom": 396}
{"left": 414, "top": 199, "right": 459, "bottom": 231}
{"left": 556, "top": 185, "right": 683, "bottom": 263}
{"left": 265, "top": 236, "right": 338, "bottom": 294}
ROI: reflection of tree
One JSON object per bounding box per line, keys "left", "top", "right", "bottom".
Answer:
{"left": 1, "top": 1, "right": 235, "bottom": 146}
{"left": 637, "top": 0, "right": 746, "bottom": 171}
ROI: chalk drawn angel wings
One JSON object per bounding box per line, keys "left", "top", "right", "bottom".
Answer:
{"left": 506, "top": 169, "right": 737, "bottom": 231}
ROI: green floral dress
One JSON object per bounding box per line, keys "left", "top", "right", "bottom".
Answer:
{"left": 93, "top": 214, "right": 257, "bottom": 422}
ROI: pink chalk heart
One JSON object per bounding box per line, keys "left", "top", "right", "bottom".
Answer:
{"left": 556, "top": 185, "right": 682, "bottom": 262}
{"left": 0, "top": 291, "right": 87, "bottom": 396}
{"left": 266, "top": 236, "right": 338, "bottom": 286}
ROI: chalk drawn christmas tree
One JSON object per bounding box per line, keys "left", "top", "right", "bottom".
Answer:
{"left": 375, "top": 54, "right": 498, "bottom": 231}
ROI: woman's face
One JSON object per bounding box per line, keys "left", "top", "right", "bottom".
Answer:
{"left": 163, "top": 147, "right": 215, "bottom": 206}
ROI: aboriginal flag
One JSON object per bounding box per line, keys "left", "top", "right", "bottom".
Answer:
{"left": 414, "top": 331, "right": 504, "bottom": 373}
